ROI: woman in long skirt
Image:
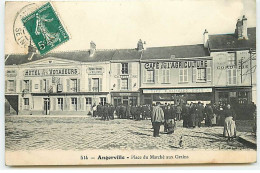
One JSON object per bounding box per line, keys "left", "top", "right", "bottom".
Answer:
{"left": 223, "top": 104, "right": 236, "bottom": 140}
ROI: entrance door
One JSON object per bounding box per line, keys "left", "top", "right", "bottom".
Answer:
{"left": 43, "top": 98, "right": 50, "bottom": 115}
{"left": 122, "top": 96, "right": 128, "bottom": 105}
{"left": 113, "top": 97, "right": 122, "bottom": 107}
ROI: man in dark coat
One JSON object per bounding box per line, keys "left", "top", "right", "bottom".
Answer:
{"left": 196, "top": 102, "right": 204, "bottom": 128}
{"left": 126, "top": 105, "right": 131, "bottom": 119}
{"left": 97, "top": 103, "right": 102, "bottom": 117}
{"left": 163, "top": 104, "right": 170, "bottom": 132}
{"left": 205, "top": 104, "right": 214, "bottom": 127}
{"left": 130, "top": 105, "right": 136, "bottom": 119}
{"left": 120, "top": 105, "right": 126, "bottom": 119}
{"left": 116, "top": 105, "right": 120, "bottom": 119}
{"left": 135, "top": 106, "right": 141, "bottom": 120}
{"left": 109, "top": 104, "right": 114, "bottom": 120}
{"left": 189, "top": 102, "right": 196, "bottom": 128}
{"left": 182, "top": 103, "right": 189, "bottom": 128}
{"left": 142, "top": 105, "right": 149, "bottom": 120}
{"left": 100, "top": 104, "right": 105, "bottom": 120}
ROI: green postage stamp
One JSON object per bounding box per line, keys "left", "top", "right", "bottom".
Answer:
{"left": 22, "top": 2, "right": 69, "bottom": 54}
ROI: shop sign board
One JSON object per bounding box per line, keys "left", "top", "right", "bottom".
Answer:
{"left": 143, "top": 88, "right": 212, "bottom": 94}
{"left": 24, "top": 68, "right": 79, "bottom": 76}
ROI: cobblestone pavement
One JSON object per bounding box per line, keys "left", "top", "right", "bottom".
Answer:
{"left": 5, "top": 116, "right": 254, "bottom": 151}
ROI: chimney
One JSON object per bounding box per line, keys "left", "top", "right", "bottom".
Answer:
{"left": 242, "top": 15, "right": 248, "bottom": 39}
{"left": 27, "top": 39, "right": 36, "bottom": 60}
{"left": 137, "top": 39, "right": 143, "bottom": 51}
{"left": 89, "top": 41, "right": 96, "bottom": 57}
{"left": 143, "top": 41, "right": 147, "bottom": 50}
{"left": 203, "top": 29, "right": 209, "bottom": 48}
{"left": 235, "top": 18, "right": 243, "bottom": 40}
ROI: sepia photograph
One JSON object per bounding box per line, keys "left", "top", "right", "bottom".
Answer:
{"left": 4, "top": 0, "right": 257, "bottom": 166}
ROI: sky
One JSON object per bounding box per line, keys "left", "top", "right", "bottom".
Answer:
{"left": 5, "top": 0, "right": 256, "bottom": 54}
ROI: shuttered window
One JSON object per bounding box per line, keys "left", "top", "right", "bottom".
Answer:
{"left": 162, "top": 69, "right": 170, "bottom": 83}
{"left": 227, "top": 69, "right": 237, "bottom": 85}
{"left": 197, "top": 68, "right": 206, "bottom": 81}
{"left": 179, "top": 68, "right": 188, "bottom": 83}
{"left": 70, "top": 79, "right": 77, "bottom": 92}
{"left": 92, "top": 78, "right": 99, "bottom": 92}
{"left": 121, "top": 79, "right": 128, "bottom": 90}
{"left": 145, "top": 70, "right": 154, "bottom": 83}
{"left": 7, "top": 80, "right": 15, "bottom": 92}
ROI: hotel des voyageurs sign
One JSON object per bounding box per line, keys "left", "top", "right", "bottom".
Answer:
{"left": 24, "top": 68, "right": 79, "bottom": 77}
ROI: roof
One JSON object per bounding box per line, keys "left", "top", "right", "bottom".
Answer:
{"left": 5, "top": 50, "right": 116, "bottom": 65}
{"left": 112, "top": 49, "right": 142, "bottom": 61}
{"left": 141, "top": 44, "right": 210, "bottom": 60}
{"left": 208, "top": 27, "right": 256, "bottom": 51}
{"left": 5, "top": 44, "right": 211, "bottom": 65}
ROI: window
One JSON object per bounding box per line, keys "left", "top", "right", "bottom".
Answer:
{"left": 100, "top": 97, "right": 106, "bottom": 105}
{"left": 121, "top": 79, "right": 128, "bottom": 90}
{"left": 92, "top": 78, "right": 99, "bottom": 92}
{"left": 71, "top": 98, "right": 77, "bottom": 111}
{"left": 24, "top": 80, "right": 29, "bottom": 91}
{"left": 162, "top": 69, "right": 170, "bottom": 83}
{"left": 238, "top": 91, "right": 248, "bottom": 104}
{"left": 227, "top": 69, "right": 237, "bottom": 85}
{"left": 57, "top": 98, "right": 63, "bottom": 111}
{"left": 179, "top": 68, "right": 188, "bottom": 83}
{"left": 71, "top": 79, "right": 77, "bottom": 92}
{"left": 197, "top": 68, "right": 206, "bottom": 81}
{"left": 121, "top": 63, "right": 128, "bottom": 74}
{"left": 24, "top": 98, "right": 29, "bottom": 110}
{"left": 86, "top": 97, "right": 92, "bottom": 105}
{"left": 146, "top": 70, "right": 154, "bottom": 83}
{"left": 8, "top": 80, "right": 15, "bottom": 92}
{"left": 228, "top": 53, "right": 236, "bottom": 65}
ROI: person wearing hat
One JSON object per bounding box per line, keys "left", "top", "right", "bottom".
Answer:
{"left": 151, "top": 102, "right": 165, "bottom": 137}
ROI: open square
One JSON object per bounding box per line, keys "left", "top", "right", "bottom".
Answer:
{"left": 5, "top": 116, "right": 255, "bottom": 151}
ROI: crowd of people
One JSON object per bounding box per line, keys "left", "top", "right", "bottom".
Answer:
{"left": 92, "top": 103, "right": 153, "bottom": 121}
{"left": 90, "top": 101, "right": 239, "bottom": 140}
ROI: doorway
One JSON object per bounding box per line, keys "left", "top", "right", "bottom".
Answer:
{"left": 43, "top": 98, "right": 50, "bottom": 115}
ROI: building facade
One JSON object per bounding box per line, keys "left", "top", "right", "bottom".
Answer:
{"left": 205, "top": 15, "right": 256, "bottom": 105}
{"left": 5, "top": 44, "right": 114, "bottom": 115}
{"left": 140, "top": 44, "right": 213, "bottom": 105}
{"left": 5, "top": 16, "right": 256, "bottom": 115}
